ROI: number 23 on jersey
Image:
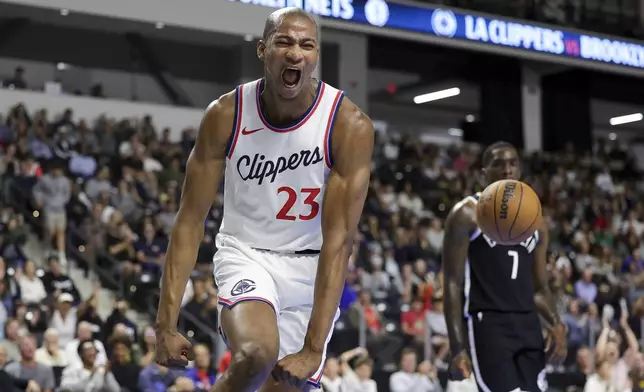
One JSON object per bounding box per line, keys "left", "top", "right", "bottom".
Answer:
{"left": 276, "top": 186, "right": 321, "bottom": 221}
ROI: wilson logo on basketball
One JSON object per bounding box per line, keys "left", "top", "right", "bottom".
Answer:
{"left": 499, "top": 183, "right": 517, "bottom": 219}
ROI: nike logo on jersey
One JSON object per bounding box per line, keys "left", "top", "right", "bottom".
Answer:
{"left": 241, "top": 127, "right": 264, "bottom": 135}
{"left": 237, "top": 147, "right": 324, "bottom": 185}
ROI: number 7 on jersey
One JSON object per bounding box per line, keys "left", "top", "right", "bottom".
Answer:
{"left": 508, "top": 250, "right": 519, "bottom": 280}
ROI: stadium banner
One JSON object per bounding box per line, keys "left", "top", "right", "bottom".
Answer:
{"left": 0, "top": 88, "right": 201, "bottom": 141}
{"left": 5, "top": 0, "right": 644, "bottom": 76}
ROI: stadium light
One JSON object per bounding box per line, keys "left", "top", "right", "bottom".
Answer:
{"left": 609, "top": 113, "right": 643, "bottom": 126}
{"left": 413, "top": 87, "right": 460, "bottom": 104}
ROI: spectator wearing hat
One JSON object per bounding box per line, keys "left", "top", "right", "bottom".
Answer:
{"left": 60, "top": 339, "right": 120, "bottom": 392}
{"left": 50, "top": 292, "right": 77, "bottom": 347}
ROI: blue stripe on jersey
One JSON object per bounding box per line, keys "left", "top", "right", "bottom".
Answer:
{"left": 325, "top": 92, "right": 344, "bottom": 167}
{"left": 224, "top": 86, "right": 241, "bottom": 157}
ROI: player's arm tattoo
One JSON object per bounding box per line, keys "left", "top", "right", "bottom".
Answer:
{"left": 533, "top": 224, "right": 561, "bottom": 326}
{"left": 304, "top": 102, "right": 374, "bottom": 353}
{"left": 442, "top": 203, "right": 475, "bottom": 356}
{"left": 156, "top": 94, "right": 233, "bottom": 331}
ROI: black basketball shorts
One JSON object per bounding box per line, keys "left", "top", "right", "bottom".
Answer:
{"left": 466, "top": 311, "right": 547, "bottom": 392}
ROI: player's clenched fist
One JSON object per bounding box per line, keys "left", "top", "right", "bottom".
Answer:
{"left": 272, "top": 349, "right": 323, "bottom": 388}
{"left": 155, "top": 329, "right": 194, "bottom": 369}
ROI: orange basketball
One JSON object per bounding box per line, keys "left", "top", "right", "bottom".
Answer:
{"left": 476, "top": 180, "right": 542, "bottom": 245}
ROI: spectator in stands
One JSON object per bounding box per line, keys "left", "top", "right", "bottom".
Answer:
{"left": 185, "top": 344, "right": 215, "bottom": 391}
{"left": 576, "top": 269, "right": 599, "bottom": 304}
{"left": 584, "top": 357, "right": 615, "bottom": 392}
{"left": 50, "top": 292, "right": 78, "bottom": 347}
{"left": 426, "top": 296, "right": 449, "bottom": 369}
{"left": 33, "top": 161, "right": 71, "bottom": 264}
{"left": 104, "top": 299, "right": 137, "bottom": 342}
{"left": 338, "top": 347, "right": 377, "bottom": 392}
{"left": 138, "top": 326, "right": 157, "bottom": 368}
{"left": 34, "top": 328, "right": 68, "bottom": 368}
{"left": 182, "top": 276, "right": 218, "bottom": 332}
{"left": 0, "top": 345, "right": 7, "bottom": 368}
{"left": 108, "top": 334, "right": 141, "bottom": 392}
{"left": 138, "top": 362, "right": 184, "bottom": 392}
{"left": 134, "top": 221, "right": 166, "bottom": 275}
{"left": 65, "top": 321, "right": 108, "bottom": 368}
{"left": 320, "top": 356, "right": 342, "bottom": 392}
{"left": 389, "top": 348, "right": 441, "bottom": 392}
{"left": 16, "top": 259, "right": 46, "bottom": 305}
{"left": 60, "top": 339, "right": 120, "bottom": 392}
{"left": 169, "top": 377, "right": 195, "bottom": 392}
{"left": 216, "top": 350, "right": 231, "bottom": 380}
{"left": 595, "top": 308, "right": 639, "bottom": 391}
{"left": 1, "top": 318, "right": 22, "bottom": 362}
{"left": 3, "top": 67, "right": 27, "bottom": 90}
{"left": 77, "top": 289, "right": 105, "bottom": 342}
{"left": 1, "top": 212, "right": 28, "bottom": 264}
{"left": 106, "top": 218, "right": 138, "bottom": 278}
{"left": 41, "top": 255, "right": 80, "bottom": 302}
{"left": 85, "top": 168, "right": 113, "bottom": 202}
{"left": 4, "top": 335, "right": 55, "bottom": 392}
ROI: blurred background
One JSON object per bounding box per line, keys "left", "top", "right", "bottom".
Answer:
{"left": 1, "top": 0, "right": 644, "bottom": 391}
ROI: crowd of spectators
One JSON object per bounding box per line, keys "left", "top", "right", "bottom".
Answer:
{"left": 2, "top": 67, "right": 644, "bottom": 391}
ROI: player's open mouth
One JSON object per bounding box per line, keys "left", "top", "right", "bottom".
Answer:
{"left": 281, "top": 67, "right": 301, "bottom": 88}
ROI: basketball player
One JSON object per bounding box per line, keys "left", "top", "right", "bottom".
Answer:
{"left": 443, "top": 142, "right": 567, "bottom": 392}
{"left": 154, "top": 7, "right": 374, "bottom": 392}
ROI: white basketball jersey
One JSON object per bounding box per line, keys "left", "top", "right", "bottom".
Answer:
{"left": 219, "top": 79, "right": 345, "bottom": 251}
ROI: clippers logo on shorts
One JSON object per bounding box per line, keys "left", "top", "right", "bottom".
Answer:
{"left": 230, "top": 279, "right": 257, "bottom": 297}
{"left": 236, "top": 147, "right": 324, "bottom": 185}
{"left": 499, "top": 182, "right": 517, "bottom": 219}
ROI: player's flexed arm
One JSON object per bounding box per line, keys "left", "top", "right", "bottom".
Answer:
{"left": 442, "top": 200, "right": 477, "bottom": 380}
{"left": 155, "top": 93, "right": 236, "bottom": 368}
{"left": 533, "top": 223, "right": 567, "bottom": 363}
{"left": 272, "top": 99, "right": 374, "bottom": 388}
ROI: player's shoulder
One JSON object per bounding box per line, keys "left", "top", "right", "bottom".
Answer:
{"left": 205, "top": 89, "right": 238, "bottom": 119}
{"left": 445, "top": 195, "right": 477, "bottom": 231}
{"left": 198, "top": 89, "right": 238, "bottom": 140}
{"left": 331, "top": 92, "right": 373, "bottom": 138}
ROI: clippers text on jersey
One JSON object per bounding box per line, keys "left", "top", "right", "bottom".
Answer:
{"left": 236, "top": 146, "right": 324, "bottom": 185}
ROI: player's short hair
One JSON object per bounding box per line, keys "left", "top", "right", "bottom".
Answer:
{"left": 262, "top": 7, "right": 318, "bottom": 41}
{"left": 482, "top": 141, "right": 516, "bottom": 167}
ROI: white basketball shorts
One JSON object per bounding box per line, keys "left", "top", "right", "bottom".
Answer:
{"left": 213, "top": 233, "right": 339, "bottom": 389}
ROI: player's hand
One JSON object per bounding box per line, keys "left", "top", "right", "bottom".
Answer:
{"left": 272, "top": 349, "right": 323, "bottom": 388}
{"left": 449, "top": 350, "right": 472, "bottom": 380}
{"left": 155, "top": 329, "right": 194, "bottom": 369}
{"left": 545, "top": 322, "right": 567, "bottom": 364}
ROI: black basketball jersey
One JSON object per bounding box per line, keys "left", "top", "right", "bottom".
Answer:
{"left": 463, "top": 193, "right": 539, "bottom": 316}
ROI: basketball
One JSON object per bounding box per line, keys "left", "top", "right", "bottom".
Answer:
{"left": 476, "top": 180, "right": 542, "bottom": 245}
